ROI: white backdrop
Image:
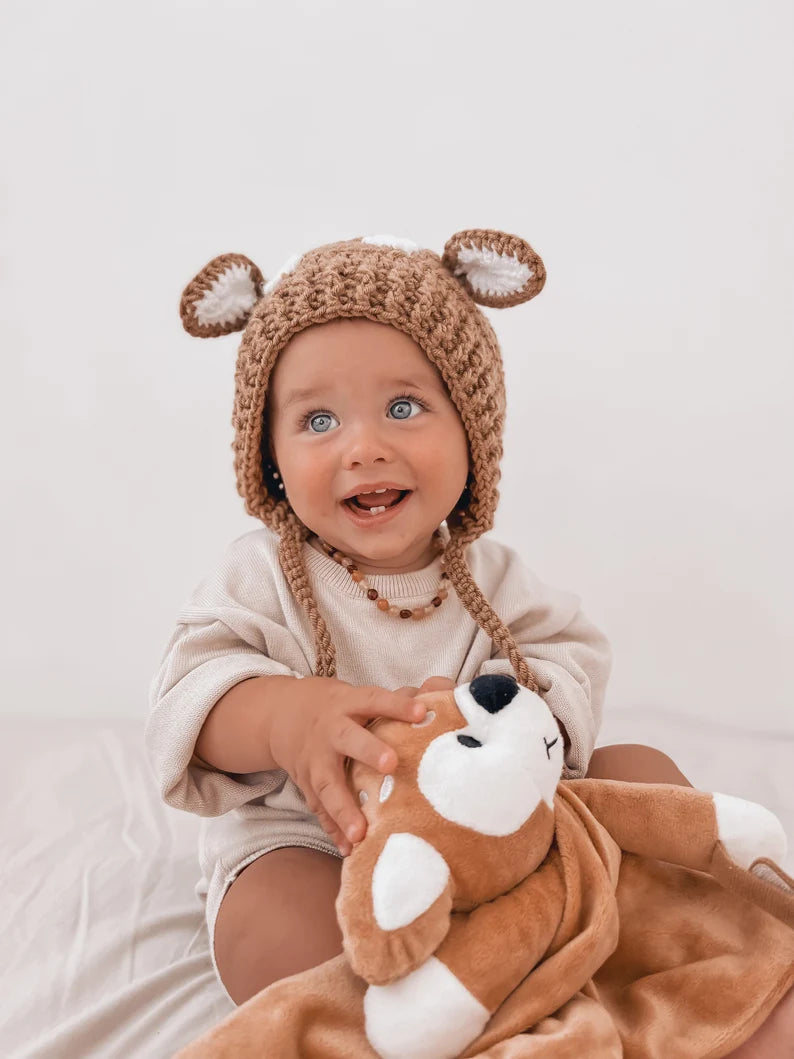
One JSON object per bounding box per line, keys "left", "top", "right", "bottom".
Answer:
{"left": 2, "top": 0, "right": 792, "bottom": 739}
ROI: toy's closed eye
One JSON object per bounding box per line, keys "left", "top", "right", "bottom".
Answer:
{"left": 457, "top": 735, "right": 483, "bottom": 749}
{"left": 544, "top": 736, "right": 559, "bottom": 759}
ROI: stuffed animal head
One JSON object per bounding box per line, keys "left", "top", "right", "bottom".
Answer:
{"left": 344, "top": 673, "right": 563, "bottom": 914}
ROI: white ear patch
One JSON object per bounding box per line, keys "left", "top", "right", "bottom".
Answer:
{"left": 452, "top": 244, "right": 534, "bottom": 298}
{"left": 361, "top": 234, "right": 421, "bottom": 253}
{"left": 193, "top": 261, "right": 260, "bottom": 327}
{"left": 263, "top": 252, "right": 303, "bottom": 294}
{"left": 371, "top": 833, "right": 449, "bottom": 930}
{"left": 442, "top": 229, "right": 546, "bottom": 307}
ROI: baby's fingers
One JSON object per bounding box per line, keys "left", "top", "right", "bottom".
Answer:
{"left": 394, "top": 684, "right": 420, "bottom": 697}
{"left": 355, "top": 686, "right": 427, "bottom": 725}
{"left": 331, "top": 719, "right": 398, "bottom": 775}
{"left": 313, "top": 761, "right": 368, "bottom": 847}
{"left": 313, "top": 803, "right": 352, "bottom": 857}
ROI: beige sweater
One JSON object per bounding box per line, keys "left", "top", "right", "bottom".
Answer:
{"left": 145, "top": 525, "right": 611, "bottom": 927}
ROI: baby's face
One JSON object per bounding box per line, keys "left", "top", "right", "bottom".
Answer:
{"left": 268, "top": 319, "right": 469, "bottom": 575}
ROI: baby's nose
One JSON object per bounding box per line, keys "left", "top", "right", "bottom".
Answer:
{"left": 344, "top": 423, "right": 395, "bottom": 464}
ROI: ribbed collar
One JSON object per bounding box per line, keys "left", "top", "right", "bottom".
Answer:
{"left": 302, "top": 527, "right": 451, "bottom": 601}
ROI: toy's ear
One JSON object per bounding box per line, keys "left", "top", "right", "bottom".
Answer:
{"left": 442, "top": 229, "right": 546, "bottom": 308}
{"left": 179, "top": 253, "right": 265, "bottom": 337}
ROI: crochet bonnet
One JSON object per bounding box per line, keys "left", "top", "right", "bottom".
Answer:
{"left": 179, "top": 230, "right": 546, "bottom": 690}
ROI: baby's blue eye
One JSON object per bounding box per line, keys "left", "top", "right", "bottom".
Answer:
{"left": 307, "top": 412, "right": 336, "bottom": 433}
{"left": 389, "top": 399, "right": 419, "bottom": 420}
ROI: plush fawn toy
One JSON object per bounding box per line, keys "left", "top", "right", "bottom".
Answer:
{"left": 178, "top": 675, "right": 794, "bottom": 1059}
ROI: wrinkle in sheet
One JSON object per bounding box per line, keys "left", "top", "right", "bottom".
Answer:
{"left": 17, "top": 954, "right": 233, "bottom": 1059}
{"left": 60, "top": 864, "right": 92, "bottom": 1015}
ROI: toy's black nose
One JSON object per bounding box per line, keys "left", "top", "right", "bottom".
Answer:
{"left": 468, "top": 674, "right": 519, "bottom": 714}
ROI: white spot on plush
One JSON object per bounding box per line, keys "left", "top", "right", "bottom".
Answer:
{"left": 372, "top": 833, "right": 449, "bottom": 930}
{"left": 263, "top": 251, "right": 302, "bottom": 294}
{"left": 379, "top": 774, "right": 394, "bottom": 803}
{"left": 361, "top": 233, "right": 421, "bottom": 253}
{"left": 364, "top": 956, "right": 489, "bottom": 1059}
{"left": 713, "top": 792, "right": 787, "bottom": 869}
{"left": 194, "top": 263, "right": 259, "bottom": 327}
{"left": 454, "top": 243, "right": 533, "bottom": 297}
{"left": 411, "top": 709, "right": 436, "bottom": 728}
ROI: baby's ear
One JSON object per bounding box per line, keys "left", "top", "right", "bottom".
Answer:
{"left": 442, "top": 229, "right": 546, "bottom": 308}
{"left": 179, "top": 253, "right": 265, "bottom": 337}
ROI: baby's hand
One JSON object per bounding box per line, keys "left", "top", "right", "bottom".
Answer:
{"left": 267, "top": 676, "right": 428, "bottom": 857}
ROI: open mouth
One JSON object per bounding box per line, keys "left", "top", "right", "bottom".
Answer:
{"left": 343, "top": 490, "right": 412, "bottom": 517}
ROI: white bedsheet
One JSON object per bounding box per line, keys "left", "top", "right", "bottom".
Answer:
{"left": 1, "top": 713, "right": 792, "bottom": 1059}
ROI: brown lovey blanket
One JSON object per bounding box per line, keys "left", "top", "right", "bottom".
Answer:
{"left": 178, "top": 675, "right": 794, "bottom": 1058}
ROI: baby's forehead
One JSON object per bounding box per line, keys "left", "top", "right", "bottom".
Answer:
{"left": 272, "top": 317, "right": 448, "bottom": 396}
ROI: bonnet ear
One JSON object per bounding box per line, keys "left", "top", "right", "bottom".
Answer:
{"left": 179, "top": 253, "right": 265, "bottom": 337}
{"left": 442, "top": 229, "right": 546, "bottom": 308}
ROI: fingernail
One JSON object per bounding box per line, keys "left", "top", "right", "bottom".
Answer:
{"left": 378, "top": 751, "right": 393, "bottom": 771}
{"left": 412, "top": 702, "right": 426, "bottom": 720}
{"left": 346, "top": 824, "right": 360, "bottom": 843}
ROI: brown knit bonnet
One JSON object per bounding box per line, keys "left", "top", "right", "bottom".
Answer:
{"left": 179, "top": 230, "right": 546, "bottom": 691}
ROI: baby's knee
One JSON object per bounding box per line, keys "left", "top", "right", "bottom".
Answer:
{"left": 213, "top": 847, "right": 343, "bottom": 1006}
{"left": 722, "top": 984, "right": 794, "bottom": 1057}
{"left": 587, "top": 743, "right": 692, "bottom": 786}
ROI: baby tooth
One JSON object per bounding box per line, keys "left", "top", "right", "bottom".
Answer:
{"left": 367, "top": 506, "right": 387, "bottom": 515}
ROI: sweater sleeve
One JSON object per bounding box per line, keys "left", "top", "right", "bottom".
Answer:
{"left": 145, "top": 533, "right": 313, "bottom": 817}
{"left": 476, "top": 551, "right": 612, "bottom": 780}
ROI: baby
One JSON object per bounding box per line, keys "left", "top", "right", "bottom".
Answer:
{"left": 145, "top": 230, "right": 691, "bottom": 1013}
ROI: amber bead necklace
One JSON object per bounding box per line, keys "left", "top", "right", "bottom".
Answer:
{"left": 314, "top": 529, "right": 450, "bottom": 620}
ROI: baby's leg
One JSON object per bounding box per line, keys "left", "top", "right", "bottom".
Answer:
{"left": 722, "top": 984, "right": 794, "bottom": 1057}
{"left": 213, "top": 847, "right": 343, "bottom": 1006}
{"left": 587, "top": 743, "right": 692, "bottom": 785}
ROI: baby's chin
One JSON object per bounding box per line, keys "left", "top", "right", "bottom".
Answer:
{"left": 308, "top": 529, "right": 441, "bottom": 576}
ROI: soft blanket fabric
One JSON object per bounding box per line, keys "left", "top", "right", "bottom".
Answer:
{"left": 177, "top": 676, "right": 794, "bottom": 1059}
